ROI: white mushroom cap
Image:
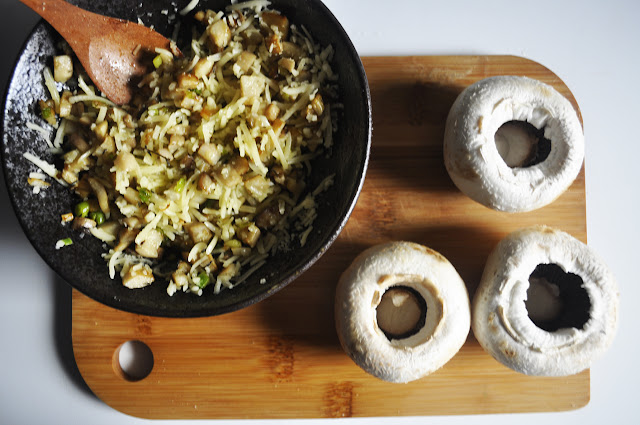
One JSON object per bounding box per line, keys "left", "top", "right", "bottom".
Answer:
{"left": 444, "top": 76, "right": 584, "bottom": 212}
{"left": 335, "top": 241, "right": 471, "bottom": 383}
{"left": 472, "top": 226, "right": 619, "bottom": 376}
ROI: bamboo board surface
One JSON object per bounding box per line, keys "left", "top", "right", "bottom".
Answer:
{"left": 72, "top": 55, "right": 589, "bottom": 419}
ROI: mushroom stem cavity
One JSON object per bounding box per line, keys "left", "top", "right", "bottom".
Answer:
{"left": 376, "top": 285, "right": 427, "bottom": 341}
{"left": 494, "top": 120, "right": 551, "bottom": 168}
{"left": 525, "top": 263, "right": 591, "bottom": 332}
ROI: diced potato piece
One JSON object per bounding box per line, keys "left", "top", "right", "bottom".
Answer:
{"left": 235, "top": 51, "right": 257, "bottom": 74}
{"left": 237, "top": 223, "right": 261, "bottom": 248}
{"left": 193, "top": 57, "right": 215, "bottom": 78}
{"left": 197, "top": 143, "right": 222, "bottom": 165}
{"left": 244, "top": 175, "right": 273, "bottom": 202}
{"left": 178, "top": 73, "right": 199, "bottom": 89}
{"left": 186, "top": 222, "right": 212, "bottom": 244}
{"left": 261, "top": 11, "right": 289, "bottom": 38}
{"left": 240, "top": 75, "right": 264, "bottom": 99}
{"left": 208, "top": 19, "right": 231, "bottom": 51}
{"left": 135, "top": 229, "right": 163, "bottom": 259}
{"left": 278, "top": 57, "right": 295, "bottom": 74}
{"left": 122, "top": 264, "right": 155, "bottom": 289}
{"left": 54, "top": 55, "right": 73, "bottom": 83}
{"left": 265, "top": 103, "right": 280, "bottom": 123}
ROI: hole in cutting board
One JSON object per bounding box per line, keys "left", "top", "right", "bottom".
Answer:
{"left": 113, "top": 340, "right": 154, "bottom": 381}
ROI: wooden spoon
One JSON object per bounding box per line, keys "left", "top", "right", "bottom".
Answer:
{"left": 20, "top": 0, "right": 181, "bottom": 105}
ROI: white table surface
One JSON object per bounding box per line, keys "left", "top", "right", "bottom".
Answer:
{"left": 1, "top": 0, "right": 638, "bottom": 424}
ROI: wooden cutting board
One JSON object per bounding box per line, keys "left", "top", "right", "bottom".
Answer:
{"left": 72, "top": 55, "right": 589, "bottom": 419}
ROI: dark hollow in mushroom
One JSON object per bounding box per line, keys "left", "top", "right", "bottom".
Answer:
{"left": 376, "top": 285, "right": 427, "bottom": 340}
{"left": 494, "top": 120, "right": 551, "bottom": 168}
{"left": 525, "top": 263, "right": 591, "bottom": 332}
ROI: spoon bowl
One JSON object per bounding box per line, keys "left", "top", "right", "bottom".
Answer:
{"left": 19, "top": 0, "right": 180, "bottom": 104}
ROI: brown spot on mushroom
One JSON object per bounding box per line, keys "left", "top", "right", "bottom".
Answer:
{"left": 452, "top": 157, "right": 481, "bottom": 181}
{"left": 371, "top": 290, "right": 381, "bottom": 307}
{"left": 424, "top": 247, "right": 447, "bottom": 263}
{"left": 503, "top": 347, "right": 517, "bottom": 359}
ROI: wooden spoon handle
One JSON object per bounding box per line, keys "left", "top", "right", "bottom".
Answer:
{"left": 19, "top": 0, "right": 111, "bottom": 55}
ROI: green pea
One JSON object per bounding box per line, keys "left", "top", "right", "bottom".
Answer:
{"left": 74, "top": 201, "right": 90, "bottom": 218}
{"left": 138, "top": 187, "right": 151, "bottom": 204}
{"left": 174, "top": 177, "right": 186, "bottom": 193}
{"left": 197, "top": 272, "right": 210, "bottom": 289}
{"left": 89, "top": 211, "right": 106, "bottom": 226}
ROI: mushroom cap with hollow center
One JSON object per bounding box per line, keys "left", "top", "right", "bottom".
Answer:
{"left": 335, "top": 241, "right": 470, "bottom": 383}
{"left": 472, "top": 225, "right": 618, "bottom": 376}
{"left": 444, "top": 75, "right": 584, "bottom": 212}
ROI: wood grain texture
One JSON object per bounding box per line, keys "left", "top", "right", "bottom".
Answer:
{"left": 72, "top": 55, "right": 589, "bottom": 419}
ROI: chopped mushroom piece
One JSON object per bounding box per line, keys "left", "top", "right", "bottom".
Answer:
{"left": 122, "top": 264, "right": 155, "bottom": 289}
{"left": 264, "top": 103, "right": 280, "bottom": 122}
{"left": 87, "top": 177, "right": 110, "bottom": 216}
{"left": 197, "top": 172, "right": 215, "bottom": 194}
{"left": 115, "top": 227, "right": 139, "bottom": 252}
{"left": 235, "top": 51, "right": 256, "bottom": 74}
{"left": 177, "top": 73, "right": 199, "bottom": 89}
{"left": 256, "top": 202, "right": 285, "bottom": 229}
{"left": 244, "top": 174, "right": 272, "bottom": 202}
{"left": 114, "top": 151, "right": 141, "bottom": 178}
{"left": 265, "top": 33, "right": 283, "bottom": 55}
{"left": 212, "top": 163, "right": 243, "bottom": 188}
{"left": 208, "top": 19, "right": 231, "bottom": 52}
{"left": 39, "top": 99, "right": 57, "bottom": 126}
{"left": 197, "top": 143, "right": 222, "bottom": 165}
{"left": 186, "top": 222, "right": 213, "bottom": 244}
{"left": 193, "top": 57, "right": 215, "bottom": 78}
{"left": 135, "top": 229, "right": 164, "bottom": 258}
{"left": 53, "top": 55, "right": 73, "bottom": 83}
{"left": 229, "top": 155, "right": 250, "bottom": 175}
{"left": 261, "top": 11, "right": 289, "bottom": 38}
{"left": 310, "top": 93, "right": 325, "bottom": 116}
{"left": 69, "top": 133, "right": 90, "bottom": 153}
{"left": 240, "top": 75, "right": 265, "bottom": 99}
{"left": 59, "top": 91, "right": 73, "bottom": 118}
{"left": 93, "top": 120, "right": 109, "bottom": 141}
{"left": 278, "top": 57, "right": 295, "bottom": 74}
{"left": 72, "top": 216, "right": 96, "bottom": 230}
{"left": 237, "top": 223, "right": 261, "bottom": 248}
{"left": 282, "top": 41, "right": 304, "bottom": 60}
